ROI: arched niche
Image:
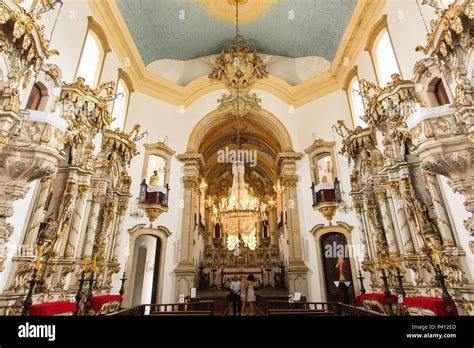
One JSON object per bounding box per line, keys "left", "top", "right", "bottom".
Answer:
{"left": 141, "top": 142, "right": 175, "bottom": 188}
{"left": 20, "top": 67, "right": 62, "bottom": 113}
{"left": 122, "top": 224, "right": 171, "bottom": 308}
{"left": 311, "top": 224, "right": 359, "bottom": 304}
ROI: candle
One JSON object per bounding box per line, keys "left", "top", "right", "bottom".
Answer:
{"left": 392, "top": 252, "right": 399, "bottom": 268}
{"left": 430, "top": 245, "right": 439, "bottom": 264}
{"left": 83, "top": 256, "right": 89, "bottom": 271}
{"left": 35, "top": 247, "right": 43, "bottom": 270}
{"left": 92, "top": 254, "right": 97, "bottom": 271}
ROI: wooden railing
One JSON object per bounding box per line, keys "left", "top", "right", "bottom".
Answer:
{"left": 109, "top": 301, "right": 214, "bottom": 316}
{"left": 310, "top": 180, "right": 341, "bottom": 206}
{"left": 139, "top": 182, "right": 170, "bottom": 207}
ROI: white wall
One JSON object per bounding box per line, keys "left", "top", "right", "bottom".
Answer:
{"left": 0, "top": 181, "right": 38, "bottom": 293}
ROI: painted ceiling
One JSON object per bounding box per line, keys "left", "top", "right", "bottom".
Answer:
{"left": 116, "top": 0, "right": 357, "bottom": 64}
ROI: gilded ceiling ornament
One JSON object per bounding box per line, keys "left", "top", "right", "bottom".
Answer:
{"left": 209, "top": 36, "right": 268, "bottom": 116}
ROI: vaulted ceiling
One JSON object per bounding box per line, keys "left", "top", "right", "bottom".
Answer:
{"left": 116, "top": 0, "right": 357, "bottom": 64}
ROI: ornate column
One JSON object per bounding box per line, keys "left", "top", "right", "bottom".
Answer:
{"left": 389, "top": 181, "right": 415, "bottom": 254}
{"left": 111, "top": 205, "right": 127, "bottom": 262}
{"left": 374, "top": 187, "right": 399, "bottom": 254}
{"left": 277, "top": 152, "right": 308, "bottom": 296}
{"left": 365, "top": 191, "right": 389, "bottom": 259}
{"left": 268, "top": 206, "right": 277, "bottom": 248}
{"left": 64, "top": 185, "right": 89, "bottom": 258}
{"left": 23, "top": 177, "right": 53, "bottom": 246}
{"left": 82, "top": 187, "right": 104, "bottom": 257}
{"left": 175, "top": 153, "right": 203, "bottom": 300}
{"left": 422, "top": 172, "right": 457, "bottom": 247}
{"left": 204, "top": 207, "right": 213, "bottom": 249}
{"left": 353, "top": 199, "right": 370, "bottom": 260}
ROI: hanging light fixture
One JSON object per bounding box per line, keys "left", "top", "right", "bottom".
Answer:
{"left": 213, "top": 0, "right": 265, "bottom": 251}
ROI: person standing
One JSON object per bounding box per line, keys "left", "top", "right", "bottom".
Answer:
{"left": 229, "top": 276, "right": 242, "bottom": 316}
{"left": 246, "top": 274, "right": 257, "bottom": 316}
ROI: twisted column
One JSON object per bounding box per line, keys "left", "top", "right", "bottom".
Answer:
{"left": 375, "top": 188, "right": 399, "bottom": 254}
{"left": 65, "top": 185, "right": 89, "bottom": 258}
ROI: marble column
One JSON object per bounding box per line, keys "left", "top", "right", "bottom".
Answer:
{"left": 277, "top": 152, "right": 308, "bottom": 296}
{"left": 175, "top": 154, "right": 202, "bottom": 300}
{"left": 268, "top": 206, "right": 277, "bottom": 249}
{"left": 256, "top": 221, "right": 261, "bottom": 247}
{"left": 389, "top": 181, "right": 415, "bottom": 254}
{"left": 204, "top": 207, "right": 213, "bottom": 249}
{"left": 64, "top": 184, "right": 89, "bottom": 258}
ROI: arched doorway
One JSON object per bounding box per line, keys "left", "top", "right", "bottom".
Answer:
{"left": 123, "top": 225, "right": 171, "bottom": 308}
{"left": 320, "top": 232, "right": 355, "bottom": 304}
{"left": 130, "top": 234, "right": 161, "bottom": 306}
{"left": 312, "top": 225, "right": 358, "bottom": 304}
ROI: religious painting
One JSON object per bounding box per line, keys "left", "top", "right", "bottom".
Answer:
{"left": 320, "top": 232, "right": 355, "bottom": 305}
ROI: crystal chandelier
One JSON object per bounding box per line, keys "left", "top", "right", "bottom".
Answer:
{"left": 215, "top": 161, "right": 265, "bottom": 237}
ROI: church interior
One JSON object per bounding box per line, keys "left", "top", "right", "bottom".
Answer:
{"left": 0, "top": 0, "right": 473, "bottom": 320}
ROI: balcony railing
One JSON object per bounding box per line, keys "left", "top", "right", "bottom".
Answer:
{"left": 139, "top": 181, "right": 170, "bottom": 207}
{"left": 311, "top": 179, "right": 341, "bottom": 206}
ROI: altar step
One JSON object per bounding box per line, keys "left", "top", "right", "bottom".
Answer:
{"left": 197, "top": 288, "right": 290, "bottom": 316}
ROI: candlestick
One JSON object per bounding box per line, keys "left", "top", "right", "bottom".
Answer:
{"left": 395, "top": 267, "right": 406, "bottom": 298}
{"left": 434, "top": 264, "right": 453, "bottom": 314}
{"left": 92, "top": 254, "right": 97, "bottom": 271}
{"left": 21, "top": 268, "right": 39, "bottom": 316}
{"left": 380, "top": 268, "right": 393, "bottom": 315}
{"left": 357, "top": 269, "right": 366, "bottom": 294}
{"left": 75, "top": 269, "right": 86, "bottom": 315}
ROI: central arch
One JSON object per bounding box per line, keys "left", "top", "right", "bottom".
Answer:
{"left": 175, "top": 106, "right": 305, "bottom": 302}
{"left": 186, "top": 108, "right": 294, "bottom": 154}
